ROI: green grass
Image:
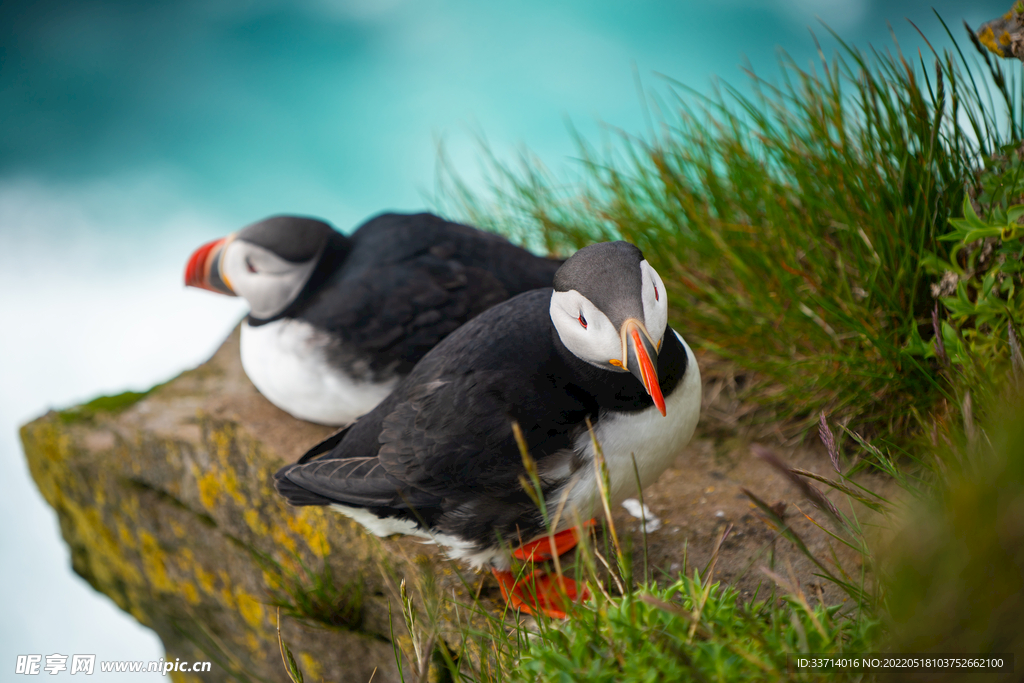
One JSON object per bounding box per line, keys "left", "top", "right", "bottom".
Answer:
{"left": 57, "top": 388, "right": 157, "bottom": 424}
{"left": 437, "top": 18, "right": 1021, "bottom": 439}
{"left": 512, "top": 577, "right": 879, "bottom": 683}
{"left": 430, "top": 571, "right": 879, "bottom": 683}
{"left": 254, "top": 547, "right": 364, "bottom": 631}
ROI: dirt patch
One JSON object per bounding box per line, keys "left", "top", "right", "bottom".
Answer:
{"left": 609, "top": 349, "right": 896, "bottom": 608}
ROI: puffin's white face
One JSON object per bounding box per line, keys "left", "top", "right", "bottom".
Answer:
{"left": 550, "top": 259, "right": 668, "bottom": 372}
{"left": 219, "top": 237, "right": 319, "bottom": 319}
{"left": 639, "top": 259, "right": 668, "bottom": 352}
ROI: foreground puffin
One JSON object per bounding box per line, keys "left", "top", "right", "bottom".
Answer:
{"left": 185, "top": 212, "right": 561, "bottom": 425}
{"left": 275, "top": 241, "right": 701, "bottom": 617}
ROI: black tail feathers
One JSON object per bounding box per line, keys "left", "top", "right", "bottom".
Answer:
{"left": 274, "top": 465, "right": 334, "bottom": 506}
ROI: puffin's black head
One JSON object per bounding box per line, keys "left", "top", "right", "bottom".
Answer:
{"left": 185, "top": 215, "right": 340, "bottom": 319}
{"left": 235, "top": 216, "right": 335, "bottom": 263}
{"left": 550, "top": 241, "right": 669, "bottom": 415}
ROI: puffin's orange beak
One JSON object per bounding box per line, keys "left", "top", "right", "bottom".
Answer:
{"left": 621, "top": 319, "right": 666, "bottom": 416}
{"left": 185, "top": 237, "right": 235, "bottom": 295}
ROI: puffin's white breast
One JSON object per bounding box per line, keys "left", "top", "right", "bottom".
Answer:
{"left": 240, "top": 319, "right": 398, "bottom": 426}
{"left": 559, "top": 330, "right": 702, "bottom": 523}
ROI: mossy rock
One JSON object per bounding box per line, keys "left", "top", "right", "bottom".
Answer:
{"left": 20, "top": 327, "right": 876, "bottom": 681}
{"left": 19, "top": 328, "right": 483, "bottom": 683}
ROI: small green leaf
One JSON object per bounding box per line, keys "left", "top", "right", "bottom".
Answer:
{"left": 1006, "top": 204, "right": 1024, "bottom": 224}
{"left": 982, "top": 270, "right": 997, "bottom": 298}
{"left": 905, "top": 324, "right": 934, "bottom": 358}
{"left": 919, "top": 250, "right": 956, "bottom": 274}
{"left": 963, "top": 227, "right": 1004, "bottom": 243}
{"left": 963, "top": 196, "right": 991, "bottom": 231}
{"left": 939, "top": 225, "right": 967, "bottom": 243}
{"left": 277, "top": 609, "right": 305, "bottom": 683}
{"left": 284, "top": 645, "right": 304, "bottom": 683}
{"left": 941, "top": 320, "right": 968, "bottom": 366}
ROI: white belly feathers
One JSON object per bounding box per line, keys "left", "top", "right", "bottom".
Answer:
{"left": 240, "top": 319, "right": 398, "bottom": 426}
{"left": 558, "top": 331, "right": 701, "bottom": 524}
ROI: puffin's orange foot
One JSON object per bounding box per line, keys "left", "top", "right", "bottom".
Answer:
{"left": 512, "top": 519, "right": 596, "bottom": 562}
{"left": 492, "top": 520, "right": 596, "bottom": 618}
{"left": 492, "top": 568, "right": 590, "bottom": 619}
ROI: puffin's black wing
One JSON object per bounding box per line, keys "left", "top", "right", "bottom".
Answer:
{"left": 277, "top": 290, "right": 591, "bottom": 510}
{"left": 296, "top": 214, "right": 562, "bottom": 376}
{"left": 276, "top": 450, "right": 443, "bottom": 509}
{"left": 375, "top": 289, "right": 596, "bottom": 494}
{"left": 275, "top": 371, "right": 530, "bottom": 512}
{"left": 309, "top": 258, "right": 508, "bottom": 376}
{"left": 377, "top": 374, "right": 541, "bottom": 495}
{"left": 344, "top": 213, "right": 562, "bottom": 295}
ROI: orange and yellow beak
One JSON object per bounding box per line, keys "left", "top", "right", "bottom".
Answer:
{"left": 184, "top": 236, "right": 235, "bottom": 296}
{"left": 621, "top": 318, "right": 666, "bottom": 416}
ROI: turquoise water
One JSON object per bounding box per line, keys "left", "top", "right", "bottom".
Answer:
{"left": 0, "top": 0, "right": 1005, "bottom": 673}
{"left": 2, "top": 0, "right": 1000, "bottom": 226}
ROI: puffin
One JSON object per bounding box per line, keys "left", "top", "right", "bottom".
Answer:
{"left": 185, "top": 212, "right": 562, "bottom": 426}
{"left": 274, "top": 241, "right": 702, "bottom": 617}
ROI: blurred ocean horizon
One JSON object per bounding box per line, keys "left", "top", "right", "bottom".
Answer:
{"left": 0, "top": 0, "right": 1005, "bottom": 673}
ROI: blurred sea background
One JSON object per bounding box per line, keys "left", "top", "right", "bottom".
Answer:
{"left": 0, "top": 0, "right": 1005, "bottom": 671}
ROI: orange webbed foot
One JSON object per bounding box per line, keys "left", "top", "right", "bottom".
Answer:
{"left": 492, "top": 520, "right": 596, "bottom": 618}
{"left": 491, "top": 568, "right": 589, "bottom": 619}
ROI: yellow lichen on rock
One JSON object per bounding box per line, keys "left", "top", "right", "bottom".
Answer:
{"left": 288, "top": 506, "right": 333, "bottom": 557}
{"left": 139, "top": 531, "right": 174, "bottom": 593}
{"left": 243, "top": 508, "right": 270, "bottom": 538}
{"left": 18, "top": 327, "right": 480, "bottom": 682}
{"left": 191, "top": 428, "right": 247, "bottom": 512}
{"left": 194, "top": 563, "right": 217, "bottom": 596}
{"left": 299, "top": 652, "right": 323, "bottom": 682}
{"left": 234, "top": 588, "right": 266, "bottom": 630}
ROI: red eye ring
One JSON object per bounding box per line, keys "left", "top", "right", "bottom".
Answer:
{"left": 654, "top": 285, "right": 659, "bottom": 301}
{"left": 578, "top": 313, "right": 587, "bottom": 329}
{"left": 246, "top": 257, "right": 257, "bottom": 274}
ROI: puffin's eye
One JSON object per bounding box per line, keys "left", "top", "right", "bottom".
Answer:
{"left": 578, "top": 312, "right": 587, "bottom": 329}
{"left": 654, "top": 284, "right": 659, "bottom": 302}
{"left": 246, "top": 257, "right": 257, "bottom": 274}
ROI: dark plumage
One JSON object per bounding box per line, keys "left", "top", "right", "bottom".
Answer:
{"left": 274, "top": 242, "right": 702, "bottom": 582}
{"left": 277, "top": 289, "right": 690, "bottom": 551}
{"left": 262, "top": 213, "right": 562, "bottom": 376}
{"left": 185, "top": 212, "right": 562, "bottom": 425}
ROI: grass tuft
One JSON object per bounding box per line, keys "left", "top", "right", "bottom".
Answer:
{"left": 255, "top": 549, "right": 364, "bottom": 631}
{"left": 883, "top": 389, "right": 1024, "bottom": 677}
{"left": 437, "top": 23, "right": 1022, "bottom": 438}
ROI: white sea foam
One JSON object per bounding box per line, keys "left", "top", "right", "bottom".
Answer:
{"left": 0, "top": 174, "right": 244, "bottom": 661}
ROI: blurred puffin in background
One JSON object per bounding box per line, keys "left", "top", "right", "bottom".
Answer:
{"left": 275, "top": 241, "right": 702, "bottom": 618}
{"left": 185, "top": 212, "right": 562, "bottom": 425}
